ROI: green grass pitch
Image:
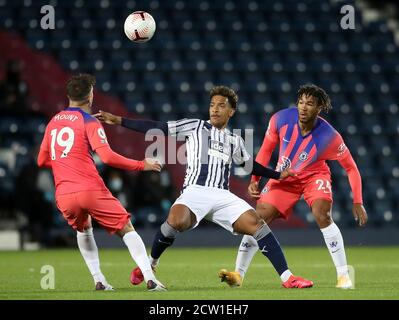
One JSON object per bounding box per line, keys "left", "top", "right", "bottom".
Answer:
{"left": 0, "top": 247, "right": 398, "bottom": 300}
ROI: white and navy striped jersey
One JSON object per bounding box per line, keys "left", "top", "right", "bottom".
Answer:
{"left": 167, "top": 118, "right": 250, "bottom": 190}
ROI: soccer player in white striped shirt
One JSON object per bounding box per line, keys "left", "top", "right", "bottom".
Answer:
{"left": 95, "top": 86, "right": 313, "bottom": 288}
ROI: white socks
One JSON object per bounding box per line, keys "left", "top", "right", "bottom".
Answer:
{"left": 321, "top": 223, "right": 349, "bottom": 277}
{"left": 280, "top": 270, "right": 293, "bottom": 282}
{"left": 123, "top": 231, "right": 156, "bottom": 283}
{"left": 235, "top": 234, "right": 293, "bottom": 282}
{"left": 76, "top": 228, "right": 106, "bottom": 284}
{"left": 236, "top": 223, "right": 349, "bottom": 281}
{"left": 235, "top": 235, "right": 258, "bottom": 279}
{"left": 149, "top": 256, "right": 160, "bottom": 268}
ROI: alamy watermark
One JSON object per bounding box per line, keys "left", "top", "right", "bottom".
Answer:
{"left": 340, "top": 4, "right": 355, "bottom": 30}
{"left": 40, "top": 265, "right": 55, "bottom": 289}
{"left": 40, "top": 5, "right": 55, "bottom": 30}
{"left": 143, "top": 128, "right": 254, "bottom": 175}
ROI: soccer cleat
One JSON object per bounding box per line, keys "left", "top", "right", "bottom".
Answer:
{"left": 147, "top": 279, "right": 167, "bottom": 292}
{"left": 130, "top": 265, "right": 156, "bottom": 286}
{"left": 130, "top": 267, "right": 145, "bottom": 285}
{"left": 282, "top": 275, "right": 313, "bottom": 289}
{"left": 336, "top": 274, "right": 353, "bottom": 289}
{"left": 95, "top": 282, "right": 114, "bottom": 291}
{"left": 218, "top": 269, "right": 242, "bottom": 287}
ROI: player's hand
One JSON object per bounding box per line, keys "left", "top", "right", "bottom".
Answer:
{"left": 248, "top": 181, "right": 260, "bottom": 199}
{"left": 143, "top": 158, "right": 162, "bottom": 172}
{"left": 279, "top": 168, "right": 297, "bottom": 180}
{"left": 93, "top": 110, "right": 122, "bottom": 125}
{"left": 352, "top": 204, "right": 368, "bottom": 226}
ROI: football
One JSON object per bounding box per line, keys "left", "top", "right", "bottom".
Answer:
{"left": 124, "top": 11, "right": 156, "bottom": 43}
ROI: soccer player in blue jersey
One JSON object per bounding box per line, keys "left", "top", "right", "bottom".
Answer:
{"left": 95, "top": 86, "right": 313, "bottom": 288}
{"left": 221, "top": 84, "right": 368, "bottom": 289}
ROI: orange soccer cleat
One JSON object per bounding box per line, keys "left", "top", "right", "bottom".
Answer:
{"left": 282, "top": 275, "right": 314, "bottom": 289}
{"left": 218, "top": 269, "right": 243, "bottom": 287}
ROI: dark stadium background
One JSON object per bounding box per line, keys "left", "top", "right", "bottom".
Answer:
{"left": 0, "top": 0, "right": 398, "bottom": 249}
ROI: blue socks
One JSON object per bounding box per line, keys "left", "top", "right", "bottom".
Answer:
{"left": 151, "top": 222, "right": 179, "bottom": 259}
{"left": 253, "top": 224, "right": 289, "bottom": 276}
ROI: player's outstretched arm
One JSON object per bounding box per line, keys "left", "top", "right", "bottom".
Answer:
{"left": 337, "top": 153, "right": 368, "bottom": 226}
{"left": 94, "top": 110, "right": 168, "bottom": 135}
{"left": 95, "top": 145, "right": 161, "bottom": 172}
{"left": 37, "top": 147, "right": 52, "bottom": 168}
{"left": 142, "top": 158, "right": 163, "bottom": 172}
{"left": 247, "top": 181, "right": 260, "bottom": 199}
{"left": 251, "top": 117, "right": 279, "bottom": 184}
{"left": 250, "top": 160, "right": 280, "bottom": 179}
{"left": 37, "top": 132, "right": 52, "bottom": 168}
{"left": 246, "top": 162, "right": 295, "bottom": 199}
{"left": 243, "top": 159, "right": 295, "bottom": 180}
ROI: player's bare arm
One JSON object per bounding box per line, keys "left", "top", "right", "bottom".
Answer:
{"left": 94, "top": 110, "right": 122, "bottom": 125}
{"left": 279, "top": 168, "right": 296, "bottom": 180}
{"left": 37, "top": 145, "right": 52, "bottom": 168}
{"left": 336, "top": 148, "right": 367, "bottom": 227}
{"left": 248, "top": 181, "right": 260, "bottom": 199}
{"left": 247, "top": 168, "right": 295, "bottom": 199}
{"left": 143, "top": 158, "right": 162, "bottom": 172}
{"left": 353, "top": 203, "right": 367, "bottom": 227}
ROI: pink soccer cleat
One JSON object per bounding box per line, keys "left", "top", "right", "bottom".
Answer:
{"left": 130, "top": 266, "right": 145, "bottom": 286}
{"left": 282, "top": 275, "right": 314, "bottom": 288}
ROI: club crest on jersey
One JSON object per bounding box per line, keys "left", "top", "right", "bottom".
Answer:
{"left": 277, "top": 156, "right": 291, "bottom": 171}
{"left": 261, "top": 186, "right": 269, "bottom": 194}
{"left": 298, "top": 151, "right": 308, "bottom": 162}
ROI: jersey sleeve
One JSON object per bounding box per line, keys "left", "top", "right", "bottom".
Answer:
{"left": 37, "top": 126, "right": 52, "bottom": 168}
{"left": 251, "top": 114, "right": 279, "bottom": 182}
{"left": 167, "top": 118, "right": 200, "bottom": 137}
{"left": 328, "top": 133, "right": 363, "bottom": 204}
{"left": 324, "top": 132, "right": 350, "bottom": 161}
{"left": 85, "top": 118, "right": 109, "bottom": 151}
{"left": 232, "top": 136, "right": 251, "bottom": 165}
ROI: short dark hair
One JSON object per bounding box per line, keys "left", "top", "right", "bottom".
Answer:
{"left": 66, "top": 73, "right": 96, "bottom": 101}
{"left": 209, "top": 85, "right": 238, "bottom": 109}
{"left": 297, "top": 84, "right": 332, "bottom": 113}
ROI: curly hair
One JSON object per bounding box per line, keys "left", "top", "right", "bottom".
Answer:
{"left": 209, "top": 85, "right": 238, "bottom": 109}
{"left": 297, "top": 84, "right": 332, "bottom": 113}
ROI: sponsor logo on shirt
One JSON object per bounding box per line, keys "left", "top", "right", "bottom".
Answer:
{"left": 208, "top": 139, "right": 231, "bottom": 162}
{"left": 266, "top": 123, "right": 271, "bottom": 136}
{"left": 337, "top": 143, "right": 347, "bottom": 157}
{"left": 277, "top": 156, "right": 291, "bottom": 171}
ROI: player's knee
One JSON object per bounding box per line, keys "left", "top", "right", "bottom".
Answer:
{"left": 234, "top": 210, "right": 264, "bottom": 235}
{"left": 167, "top": 216, "right": 190, "bottom": 232}
{"left": 116, "top": 221, "right": 135, "bottom": 237}
{"left": 256, "top": 204, "right": 280, "bottom": 224}
{"left": 314, "top": 211, "right": 333, "bottom": 228}
{"left": 253, "top": 215, "right": 265, "bottom": 229}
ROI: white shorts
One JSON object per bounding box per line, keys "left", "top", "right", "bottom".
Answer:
{"left": 172, "top": 185, "right": 254, "bottom": 234}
